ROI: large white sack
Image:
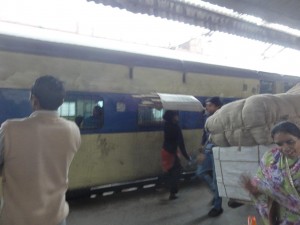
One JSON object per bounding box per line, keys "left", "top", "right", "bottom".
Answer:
{"left": 206, "top": 90, "right": 300, "bottom": 146}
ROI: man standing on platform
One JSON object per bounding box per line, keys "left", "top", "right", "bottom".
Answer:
{"left": 196, "top": 97, "right": 223, "bottom": 217}
{"left": 0, "top": 75, "right": 81, "bottom": 225}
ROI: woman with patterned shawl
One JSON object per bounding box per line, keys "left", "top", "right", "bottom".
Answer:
{"left": 242, "top": 121, "right": 300, "bottom": 225}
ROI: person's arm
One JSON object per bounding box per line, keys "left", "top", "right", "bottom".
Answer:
{"left": 240, "top": 154, "right": 272, "bottom": 225}
{"left": 0, "top": 127, "right": 4, "bottom": 173}
{"left": 240, "top": 173, "right": 261, "bottom": 197}
{"left": 177, "top": 125, "right": 190, "bottom": 161}
{"left": 240, "top": 172, "right": 270, "bottom": 225}
{"left": 201, "top": 128, "right": 208, "bottom": 147}
{"left": 201, "top": 115, "right": 208, "bottom": 147}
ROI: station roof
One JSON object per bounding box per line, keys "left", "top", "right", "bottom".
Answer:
{"left": 87, "top": 0, "right": 300, "bottom": 50}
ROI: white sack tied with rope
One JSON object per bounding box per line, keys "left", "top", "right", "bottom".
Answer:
{"left": 205, "top": 84, "right": 300, "bottom": 147}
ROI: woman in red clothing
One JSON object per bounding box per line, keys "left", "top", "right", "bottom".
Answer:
{"left": 161, "top": 110, "right": 191, "bottom": 200}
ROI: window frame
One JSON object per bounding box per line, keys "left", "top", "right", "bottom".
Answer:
{"left": 137, "top": 105, "right": 164, "bottom": 127}
{"left": 58, "top": 93, "right": 104, "bottom": 130}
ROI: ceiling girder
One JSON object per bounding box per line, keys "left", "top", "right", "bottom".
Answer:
{"left": 88, "top": 0, "right": 300, "bottom": 50}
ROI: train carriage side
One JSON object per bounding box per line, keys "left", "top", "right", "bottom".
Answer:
{"left": 0, "top": 34, "right": 299, "bottom": 194}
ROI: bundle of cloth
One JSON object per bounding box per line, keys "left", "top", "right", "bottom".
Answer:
{"left": 205, "top": 84, "right": 300, "bottom": 147}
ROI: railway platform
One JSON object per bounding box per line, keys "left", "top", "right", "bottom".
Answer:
{"left": 67, "top": 180, "right": 260, "bottom": 225}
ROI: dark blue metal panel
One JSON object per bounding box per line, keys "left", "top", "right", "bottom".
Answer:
{"left": 0, "top": 89, "right": 32, "bottom": 124}
{"left": 0, "top": 89, "right": 237, "bottom": 133}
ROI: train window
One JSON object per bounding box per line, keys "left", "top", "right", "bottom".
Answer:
{"left": 58, "top": 101, "right": 76, "bottom": 118}
{"left": 260, "top": 80, "right": 274, "bottom": 93}
{"left": 58, "top": 96, "right": 104, "bottom": 129}
{"left": 138, "top": 106, "right": 164, "bottom": 126}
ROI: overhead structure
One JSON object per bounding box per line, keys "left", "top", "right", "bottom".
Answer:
{"left": 202, "top": 0, "right": 300, "bottom": 31}
{"left": 132, "top": 93, "right": 204, "bottom": 112}
{"left": 87, "top": 0, "right": 300, "bottom": 50}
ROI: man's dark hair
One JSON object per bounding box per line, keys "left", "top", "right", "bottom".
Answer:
{"left": 271, "top": 121, "right": 300, "bottom": 139}
{"left": 93, "top": 105, "right": 103, "bottom": 117}
{"left": 31, "top": 75, "right": 65, "bottom": 110}
{"left": 163, "top": 110, "right": 179, "bottom": 122}
{"left": 205, "top": 97, "right": 223, "bottom": 107}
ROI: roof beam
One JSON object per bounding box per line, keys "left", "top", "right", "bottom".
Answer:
{"left": 202, "top": 0, "right": 300, "bottom": 31}
{"left": 87, "top": 0, "right": 300, "bottom": 50}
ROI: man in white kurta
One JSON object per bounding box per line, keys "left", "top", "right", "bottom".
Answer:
{"left": 0, "top": 75, "right": 81, "bottom": 225}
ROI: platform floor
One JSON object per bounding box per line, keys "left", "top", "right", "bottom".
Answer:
{"left": 67, "top": 180, "right": 261, "bottom": 225}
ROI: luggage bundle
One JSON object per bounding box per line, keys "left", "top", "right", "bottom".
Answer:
{"left": 206, "top": 84, "right": 300, "bottom": 147}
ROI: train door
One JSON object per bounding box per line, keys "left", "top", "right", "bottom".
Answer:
{"left": 135, "top": 93, "right": 204, "bottom": 173}
{"left": 136, "top": 102, "right": 165, "bottom": 177}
